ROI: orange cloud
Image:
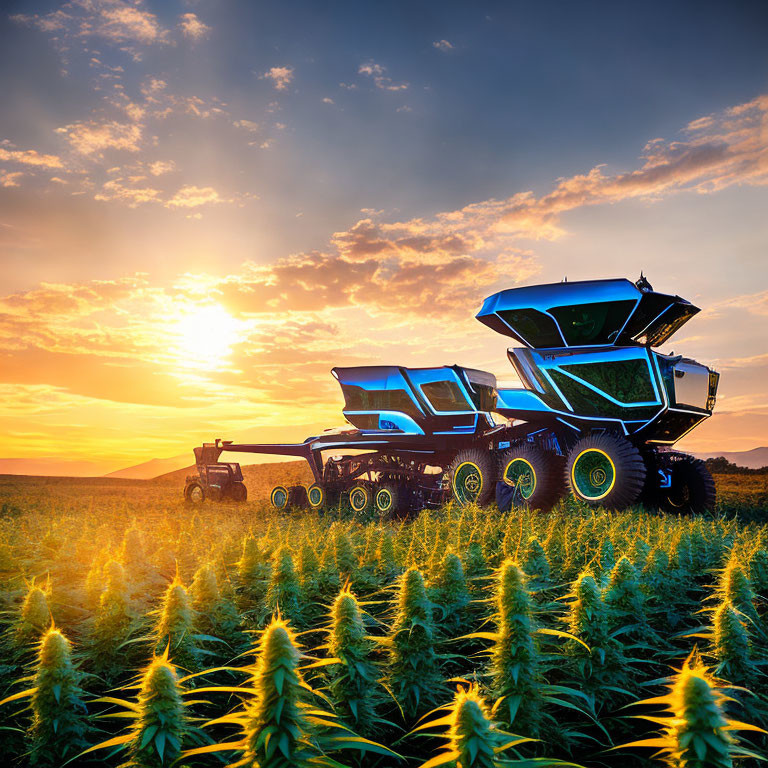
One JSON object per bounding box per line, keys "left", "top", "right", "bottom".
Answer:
{"left": 14, "top": 0, "right": 169, "bottom": 46}
{"left": 178, "top": 13, "right": 210, "bottom": 41}
{"left": 56, "top": 120, "right": 143, "bottom": 156}
{"left": 165, "top": 185, "right": 223, "bottom": 209}
{"left": 0, "top": 146, "right": 64, "bottom": 168}
{"left": 261, "top": 67, "right": 295, "bottom": 91}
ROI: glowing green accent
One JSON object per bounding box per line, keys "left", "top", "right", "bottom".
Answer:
{"left": 571, "top": 449, "right": 615, "bottom": 501}
{"left": 502, "top": 458, "right": 536, "bottom": 500}
{"left": 453, "top": 461, "right": 483, "bottom": 506}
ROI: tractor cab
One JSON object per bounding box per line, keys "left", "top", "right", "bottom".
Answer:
{"left": 185, "top": 446, "right": 246, "bottom": 502}
{"left": 332, "top": 364, "right": 498, "bottom": 435}
{"left": 476, "top": 277, "right": 699, "bottom": 349}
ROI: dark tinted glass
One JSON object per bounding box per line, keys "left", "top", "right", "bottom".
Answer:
{"left": 421, "top": 380, "right": 472, "bottom": 412}
{"left": 559, "top": 359, "right": 656, "bottom": 403}
{"left": 467, "top": 383, "right": 497, "bottom": 412}
{"left": 550, "top": 300, "right": 636, "bottom": 345}
{"left": 341, "top": 385, "right": 421, "bottom": 418}
{"left": 497, "top": 308, "right": 563, "bottom": 347}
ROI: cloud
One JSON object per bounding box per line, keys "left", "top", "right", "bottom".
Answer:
{"left": 261, "top": 66, "right": 294, "bottom": 91}
{"left": 433, "top": 39, "right": 454, "bottom": 51}
{"left": 0, "top": 145, "right": 64, "bottom": 168}
{"left": 178, "top": 12, "right": 210, "bottom": 40}
{"left": 14, "top": 0, "right": 170, "bottom": 47}
{"left": 0, "top": 171, "right": 23, "bottom": 187}
{"left": 56, "top": 119, "right": 143, "bottom": 155}
{"left": 94, "top": 178, "right": 162, "bottom": 206}
{"left": 165, "top": 185, "right": 222, "bottom": 208}
{"left": 148, "top": 159, "right": 175, "bottom": 176}
{"left": 358, "top": 60, "right": 409, "bottom": 91}
{"left": 234, "top": 119, "right": 261, "bottom": 132}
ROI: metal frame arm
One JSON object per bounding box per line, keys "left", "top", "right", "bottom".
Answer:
{"left": 214, "top": 439, "right": 323, "bottom": 483}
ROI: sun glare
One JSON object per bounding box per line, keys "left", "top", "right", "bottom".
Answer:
{"left": 173, "top": 304, "right": 243, "bottom": 370}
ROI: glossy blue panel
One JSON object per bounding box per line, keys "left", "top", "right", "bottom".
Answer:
{"left": 479, "top": 279, "right": 641, "bottom": 318}
{"left": 476, "top": 278, "right": 697, "bottom": 349}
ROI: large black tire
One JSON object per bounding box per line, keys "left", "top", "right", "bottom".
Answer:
{"left": 270, "top": 484, "right": 289, "bottom": 510}
{"left": 446, "top": 448, "right": 496, "bottom": 508}
{"left": 347, "top": 483, "right": 372, "bottom": 515}
{"left": 229, "top": 482, "right": 247, "bottom": 502}
{"left": 566, "top": 433, "right": 646, "bottom": 510}
{"left": 184, "top": 481, "right": 205, "bottom": 503}
{"left": 374, "top": 482, "right": 402, "bottom": 516}
{"left": 662, "top": 455, "right": 716, "bottom": 514}
{"left": 497, "top": 445, "right": 565, "bottom": 512}
{"left": 307, "top": 483, "right": 325, "bottom": 510}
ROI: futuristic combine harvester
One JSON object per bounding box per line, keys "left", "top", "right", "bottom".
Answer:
{"left": 184, "top": 277, "right": 720, "bottom": 515}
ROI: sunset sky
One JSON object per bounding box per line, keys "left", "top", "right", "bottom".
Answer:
{"left": 0, "top": 0, "right": 767, "bottom": 475}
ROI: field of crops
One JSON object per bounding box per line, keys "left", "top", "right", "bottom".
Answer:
{"left": 0, "top": 473, "right": 766, "bottom": 768}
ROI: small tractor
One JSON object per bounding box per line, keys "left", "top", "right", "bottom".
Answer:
{"left": 184, "top": 444, "right": 247, "bottom": 502}
{"left": 184, "top": 276, "right": 720, "bottom": 515}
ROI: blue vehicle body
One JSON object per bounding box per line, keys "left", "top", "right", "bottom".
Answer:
{"left": 187, "top": 276, "right": 720, "bottom": 514}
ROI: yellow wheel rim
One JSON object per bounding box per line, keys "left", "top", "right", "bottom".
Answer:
{"left": 376, "top": 488, "right": 393, "bottom": 512}
{"left": 453, "top": 461, "right": 483, "bottom": 505}
{"left": 502, "top": 457, "right": 537, "bottom": 500}
{"left": 571, "top": 448, "right": 616, "bottom": 501}
{"left": 307, "top": 484, "right": 324, "bottom": 508}
{"left": 270, "top": 485, "right": 288, "bottom": 509}
{"left": 349, "top": 486, "right": 369, "bottom": 512}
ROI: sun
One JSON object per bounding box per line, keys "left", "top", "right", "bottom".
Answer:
{"left": 173, "top": 303, "right": 243, "bottom": 370}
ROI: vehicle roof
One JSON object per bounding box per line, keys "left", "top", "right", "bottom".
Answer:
{"left": 332, "top": 364, "right": 496, "bottom": 388}
{"left": 476, "top": 277, "right": 699, "bottom": 348}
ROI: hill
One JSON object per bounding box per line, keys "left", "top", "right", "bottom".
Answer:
{"left": 693, "top": 446, "right": 768, "bottom": 469}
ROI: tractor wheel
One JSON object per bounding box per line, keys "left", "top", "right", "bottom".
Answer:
{"left": 347, "top": 484, "right": 371, "bottom": 515}
{"left": 270, "top": 484, "right": 289, "bottom": 511}
{"left": 446, "top": 448, "right": 496, "bottom": 508}
{"left": 307, "top": 483, "right": 325, "bottom": 510}
{"left": 184, "top": 481, "right": 205, "bottom": 504}
{"left": 374, "top": 482, "right": 401, "bottom": 516}
{"left": 566, "top": 433, "right": 646, "bottom": 510}
{"left": 662, "top": 455, "right": 716, "bottom": 515}
{"left": 229, "top": 482, "right": 247, "bottom": 502}
{"left": 287, "top": 485, "right": 309, "bottom": 510}
{"left": 497, "top": 445, "right": 564, "bottom": 512}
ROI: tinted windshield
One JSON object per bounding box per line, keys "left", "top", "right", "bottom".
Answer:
{"left": 549, "top": 300, "right": 636, "bottom": 345}
{"left": 421, "top": 380, "right": 472, "bottom": 412}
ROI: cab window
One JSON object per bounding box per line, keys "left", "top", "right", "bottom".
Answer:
{"left": 421, "top": 380, "right": 472, "bottom": 412}
{"left": 549, "top": 300, "right": 636, "bottom": 346}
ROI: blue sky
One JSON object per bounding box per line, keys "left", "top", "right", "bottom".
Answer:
{"left": 0, "top": 0, "right": 766, "bottom": 471}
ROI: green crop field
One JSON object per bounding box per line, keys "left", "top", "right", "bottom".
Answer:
{"left": 0, "top": 471, "right": 766, "bottom": 768}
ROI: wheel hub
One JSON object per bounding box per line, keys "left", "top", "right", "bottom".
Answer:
{"left": 503, "top": 458, "right": 536, "bottom": 500}
{"left": 453, "top": 461, "right": 483, "bottom": 505}
{"left": 572, "top": 448, "right": 616, "bottom": 501}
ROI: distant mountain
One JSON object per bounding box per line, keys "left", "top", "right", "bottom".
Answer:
{"left": 0, "top": 457, "right": 121, "bottom": 477}
{"left": 105, "top": 456, "right": 193, "bottom": 479}
{"left": 103, "top": 422, "right": 333, "bottom": 480}
{"left": 693, "top": 446, "right": 768, "bottom": 470}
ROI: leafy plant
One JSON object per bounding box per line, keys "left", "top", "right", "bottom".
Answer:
{"left": 0, "top": 626, "right": 89, "bottom": 766}
{"left": 184, "top": 616, "right": 397, "bottom": 767}
{"left": 385, "top": 566, "right": 445, "bottom": 721}
{"left": 619, "top": 651, "right": 765, "bottom": 767}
